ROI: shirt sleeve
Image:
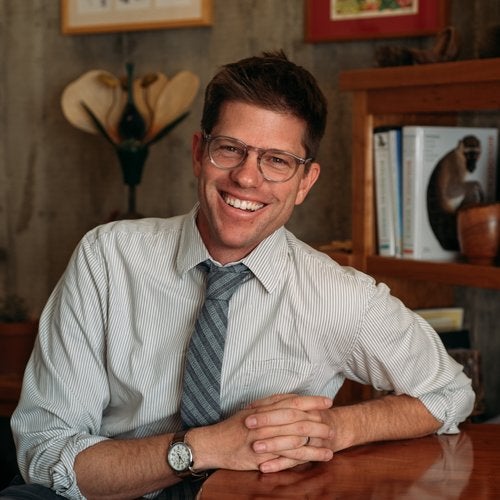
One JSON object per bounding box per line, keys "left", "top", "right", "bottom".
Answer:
{"left": 343, "top": 280, "right": 475, "bottom": 434}
{"left": 11, "top": 231, "right": 111, "bottom": 499}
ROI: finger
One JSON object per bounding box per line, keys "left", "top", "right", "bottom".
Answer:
{"left": 252, "top": 422, "right": 331, "bottom": 453}
{"left": 249, "top": 395, "right": 332, "bottom": 412}
{"left": 259, "top": 446, "right": 334, "bottom": 473}
{"left": 253, "top": 434, "right": 310, "bottom": 454}
{"left": 278, "top": 445, "right": 334, "bottom": 463}
{"left": 247, "top": 393, "right": 298, "bottom": 408}
{"left": 259, "top": 456, "right": 308, "bottom": 473}
{"left": 245, "top": 406, "right": 330, "bottom": 430}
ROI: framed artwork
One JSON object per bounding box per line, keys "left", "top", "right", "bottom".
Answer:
{"left": 305, "top": 0, "right": 449, "bottom": 42}
{"left": 61, "top": 0, "right": 213, "bottom": 35}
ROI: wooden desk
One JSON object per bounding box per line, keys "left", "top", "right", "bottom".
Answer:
{"left": 198, "top": 424, "right": 500, "bottom": 499}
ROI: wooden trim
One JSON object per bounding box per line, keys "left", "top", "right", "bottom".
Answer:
{"left": 339, "top": 58, "right": 500, "bottom": 91}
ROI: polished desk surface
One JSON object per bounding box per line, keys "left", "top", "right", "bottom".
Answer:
{"left": 197, "top": 424, "right": 500, "bottom": 499}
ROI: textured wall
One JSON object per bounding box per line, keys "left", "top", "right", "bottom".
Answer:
{"left": 0, "top": 1, "right": 499, "bottom": 413}
{"left": 0, "top": 0, "right": 360, "bottom": 311}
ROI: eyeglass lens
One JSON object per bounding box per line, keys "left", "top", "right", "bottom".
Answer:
{"left": 208, "top": 136, "right": 300, "bottom": 182}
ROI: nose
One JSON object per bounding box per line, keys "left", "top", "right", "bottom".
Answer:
{"left": 229, "top": 149, "right": 264, "bottom": 187}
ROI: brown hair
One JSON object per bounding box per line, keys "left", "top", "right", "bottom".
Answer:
{"left": 201, "top": 51, "right": 327, "bottom": 161}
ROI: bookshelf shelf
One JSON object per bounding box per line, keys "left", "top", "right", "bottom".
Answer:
{"left": 367, "top": 257, "right": 500, "bottom": 290}
{"left": 337, "top": 58, "right": 500, "bottom": 300}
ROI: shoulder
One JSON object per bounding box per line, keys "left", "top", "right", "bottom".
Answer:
{"left": 84, "top": 215, "right": 186, "bottom": 247}
{"left": 284, "top": 230, "right": 377, "bottom": 291}
{"left": 73, "top": 215, "right": 189, "bottom": 269}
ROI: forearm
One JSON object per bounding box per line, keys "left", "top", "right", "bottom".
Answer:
{"left": 325, "top": 394, "right": 442, "bottom": 452}
{"left": 75, "top": 409, "right": 280, "bottom": 499}
{"left": 74, "top": 433, "right": 178, "bottom": 500}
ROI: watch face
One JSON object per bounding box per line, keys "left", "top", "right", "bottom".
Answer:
{"left": 167, "top": 442, "right": 192, "bottom": 472}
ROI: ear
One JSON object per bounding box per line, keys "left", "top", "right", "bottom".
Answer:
{"left": 192, "top": 132, "right": 204, "bottom": 178}
{"left": 295, "top": 162, "right": 320, "bottom": 205}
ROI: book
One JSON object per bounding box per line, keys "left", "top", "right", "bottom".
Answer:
{"left": 415, "top": 307, "right": 469, "bottom": 349}
{"left": 388, "top": 128, "right": 403, "bottom": 257}
{"left": 402, "top": 126, "right": 498, "bottom": 261}
{"left": 373, "top": 129, "right": 396, "bottom": 256}
{"left": 373, "top": 128, "right": 403, "bottom": 256}
{"left": 414, "top": 307, "right": 464, "bottom": 332}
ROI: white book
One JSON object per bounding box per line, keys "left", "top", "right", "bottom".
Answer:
{"left": 388, "top": 128, "right": 403, "bottom": 257}
{"left": 373, "top": 130, "right": 396, "bottom": 256}
{"left": 402, "top": 126, "right": 498, "bottom": 261}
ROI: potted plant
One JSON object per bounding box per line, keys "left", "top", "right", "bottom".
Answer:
{"left": 0, "top": 294, "right": 38, "bottom": 377}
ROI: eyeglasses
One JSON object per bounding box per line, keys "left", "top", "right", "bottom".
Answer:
{"left": 203, "top": 133, "right": 312, "bottom": 183}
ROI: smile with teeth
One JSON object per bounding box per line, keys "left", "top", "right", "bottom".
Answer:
{"left": 223, "top": 193, "right": 264, "bottom": 212}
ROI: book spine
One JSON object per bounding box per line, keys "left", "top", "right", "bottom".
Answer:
{"left": 388, "top": 129, "right": 403, "bottom": 256}
{"left": 402, "top": 126, "right": 422, "bottom": 259}
{"left": 373, "top": 130, "right": 396, "bottom": 256}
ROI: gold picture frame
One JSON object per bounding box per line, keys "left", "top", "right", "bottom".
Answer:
{"left": 61, "top": 0, "right": 213, "bottom": 35}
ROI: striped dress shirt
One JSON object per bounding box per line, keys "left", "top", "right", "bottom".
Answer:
{"left": 11, "top": 204, "right": 474, "bottom": 499}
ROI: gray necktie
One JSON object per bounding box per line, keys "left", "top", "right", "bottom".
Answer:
{"left": 180, "top": 260, "right": 252, "bottom": 428}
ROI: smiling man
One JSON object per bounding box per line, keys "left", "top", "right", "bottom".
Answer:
{"left": 193, "top": 100, "right": 319, "bottom": 265}
{"left": 6, "top": 52, "right": 474, "bottom": 500}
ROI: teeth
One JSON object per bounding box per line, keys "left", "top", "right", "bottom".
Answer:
{"left": 223, "top": 194, "right": 264, "bottom": 212}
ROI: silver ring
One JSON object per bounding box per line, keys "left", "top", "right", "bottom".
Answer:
{"left": 305, "top": 436, "right": 311, "bottom": 446}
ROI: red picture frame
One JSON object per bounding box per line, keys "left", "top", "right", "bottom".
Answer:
{"left": 305, "top": 0, "right": 449, "bottom": 42}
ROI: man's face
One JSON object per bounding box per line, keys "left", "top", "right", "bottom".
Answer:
{"left": 192, "top": 101, "right": 320, "bottom": 264}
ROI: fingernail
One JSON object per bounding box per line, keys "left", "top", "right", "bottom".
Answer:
{"left": 254, "top": 441, "right": 266, "bottom": 452}
{"left": 324, "top": 397, "right": 333, "bottom": 407}
{"left": 260, "top": 462, "right": 272, "bottom": 472}
{"left": 246, "top": 416, "right": 257, "bottom": 428}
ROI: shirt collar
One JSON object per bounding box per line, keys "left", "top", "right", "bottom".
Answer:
{"left": 177, "top": 204, "right": 211, "bottom": 275}
{"left": 177, "top": 204, "right": 289, "bottom": 294}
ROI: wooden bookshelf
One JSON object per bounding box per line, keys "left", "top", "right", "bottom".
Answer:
{"left": 336, "top": 58, "right": 500, "bottom": 300}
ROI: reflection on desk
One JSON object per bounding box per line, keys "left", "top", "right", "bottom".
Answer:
{"left": 197, "top": 424, "right": 500, "bottom": 499}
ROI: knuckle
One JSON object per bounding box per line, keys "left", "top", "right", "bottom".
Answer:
{"left": 295, "top": 421, "right": 311, "bottom": 435}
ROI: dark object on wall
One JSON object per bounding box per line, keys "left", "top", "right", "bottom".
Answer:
{"left": 375, "top": 26, "right": 460, "bottom": 67}
{"left": 477, "top": 25, "right": 500, "bottom": 58}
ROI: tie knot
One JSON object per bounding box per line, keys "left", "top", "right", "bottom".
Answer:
{"left": 199, "top": 260, "right": 252, "bottom": 301}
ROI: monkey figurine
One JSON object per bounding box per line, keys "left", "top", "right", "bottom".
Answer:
{"left": 427, "top": 135, "right": 484, "bottom": 250}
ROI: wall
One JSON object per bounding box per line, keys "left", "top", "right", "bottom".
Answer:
{"left": 0, "top": 0, "right": 499, "bottom": 414}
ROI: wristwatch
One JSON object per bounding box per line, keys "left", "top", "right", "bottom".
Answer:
{"left": 167, "top": 430, "right": 206, "bottom": 478}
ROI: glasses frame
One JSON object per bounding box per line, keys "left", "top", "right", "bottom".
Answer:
{"left": 203, "top": 132, "right": 313, "bottom": 183}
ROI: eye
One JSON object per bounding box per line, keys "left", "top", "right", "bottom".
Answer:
{"left": 214, "top": 140, "right": 245, "bottom": 157}
{"left": 263, "top": 152, "right": 294, "bottom": 170}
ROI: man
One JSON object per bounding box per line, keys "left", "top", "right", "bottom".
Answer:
{"left": 6, "top": 52, "right": 474, "bottom": 499}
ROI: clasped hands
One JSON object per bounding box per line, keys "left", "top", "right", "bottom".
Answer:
{"left": 189, "top": 393, "right": 335, "bottom": 473}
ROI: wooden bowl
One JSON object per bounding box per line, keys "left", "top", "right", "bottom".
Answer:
{"left": 457, "top": 203, "right": 500, "bottom": 265}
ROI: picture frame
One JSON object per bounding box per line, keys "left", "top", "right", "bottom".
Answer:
{"left": 61, "top": 0, "right": 213, "bottom": 35}
{"left": 305, "top": 0, "right": 449, "bottom": 42}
